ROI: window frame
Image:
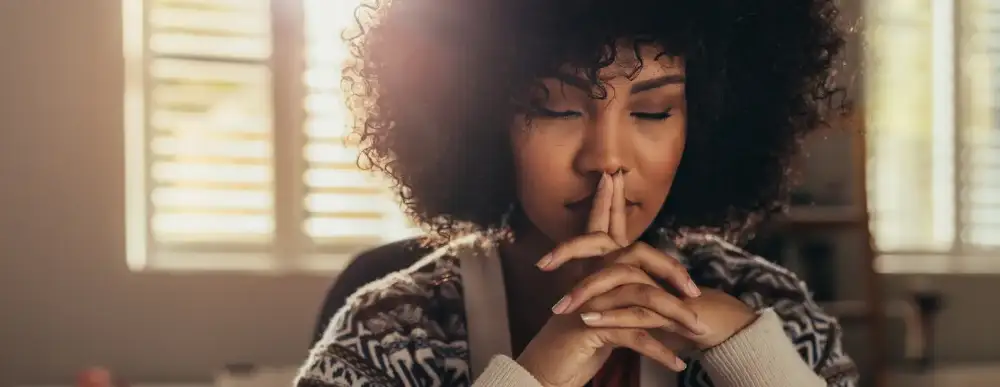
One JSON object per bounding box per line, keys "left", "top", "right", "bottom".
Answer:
{"left": 869, "top": 0, "right": 1000, "bottom": 274}
{"left": 123, "top": 0, "right": 408, "bottom": 273}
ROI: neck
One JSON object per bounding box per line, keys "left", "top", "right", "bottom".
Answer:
{"left": 498, "top": 222, "right": 592, "bottom": 354}
{"left": 498, "top": 227, "right": 559, "bottom": 300}
{"left": 498, "top": 224, "right": 588, "bottom": 302}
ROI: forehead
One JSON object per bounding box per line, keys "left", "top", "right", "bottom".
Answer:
{"left": 576, "top": 44, "right": 685, "bottom": 82}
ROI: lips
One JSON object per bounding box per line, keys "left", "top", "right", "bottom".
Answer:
{"left": 565, "top": 196, "right": 596, "bottom": 212}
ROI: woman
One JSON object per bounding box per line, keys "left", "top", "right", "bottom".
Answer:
{"left": 297, "top": 0, "right": 858, "bottom": 386}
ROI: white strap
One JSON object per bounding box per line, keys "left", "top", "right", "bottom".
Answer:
{"left": 459, "top": 241, "right": 513, "bottom": 379}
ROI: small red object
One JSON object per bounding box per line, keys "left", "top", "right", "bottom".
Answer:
{"left": 76, "top": 367, "right": 113, "bottom": 387}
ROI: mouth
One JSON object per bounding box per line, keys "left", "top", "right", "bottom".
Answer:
{"left": 564, "top": 195, "right": 640, "bottom": 213}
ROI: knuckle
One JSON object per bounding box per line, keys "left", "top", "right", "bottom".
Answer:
{"left": 629, "top": 306, "right": 651, "bottom": 320}
{"left": 630, "top": 329, "right": 651, "bottom": 345}
{"left": 667, "top": 297, "right": 693, "bottom": 318}
{"left": 633, "top": 242, "right": 657, "bottom": 257}
{"left": 585, "top": 329, "right": 610, "bottom": 348}
{"left": 618, "top": 263, "right": 645, "bottom": 277}
{"left": 612, "top": 247, "right": 637, "bottom": 264}
{"left": 584, "top": 232, "right": 618, "bottom": 252}
{"left": 636, "top": 284, "right": 658, "bottom": 304}
{"left": 618, "top": 243, "right": 640, "bottom": 258}
{"left": 606, "top": 285, "right": 629, "bottom": 300}
{"left": 659, "top": 318, "right": 678, "bottom": 331}
{"left": 597, "top": 233, "right": 618, "bottom": 250}
{"left": 665, "top": 257, "right": 685, "bottom": 272}
{"left": 628, "top": 242, "right": 646, "bottom": 253}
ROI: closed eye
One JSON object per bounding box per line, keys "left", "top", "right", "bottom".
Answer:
{"left": 632, "top": 110, "right": 673, "bottom": 121}
{"left": 536, "top": 108, "right": 582, "bottom": 119}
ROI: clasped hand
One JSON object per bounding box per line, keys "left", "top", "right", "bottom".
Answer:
{"left": 515, "top": 172, "right": 755, "bottom": 387}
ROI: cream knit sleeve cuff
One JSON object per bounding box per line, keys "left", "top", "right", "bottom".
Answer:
{"left": 472, "top": 355, "right": 544, "bottom": 387}
{"left": 700, "top": 308, "right": 826, "bottom": 387}
{"left": 471, "top": 309, "right": 828, "bottom": 387}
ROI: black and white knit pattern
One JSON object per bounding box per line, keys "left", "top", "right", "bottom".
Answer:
{"left": 297, "top": 234, "right": 859, "bottom": 387}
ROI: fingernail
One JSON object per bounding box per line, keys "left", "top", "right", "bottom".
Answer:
{"left": 674, "top": 358, "right": 687, "bottom": 371}
{"left": 580, "top": 312, "right": 602, "bottom": 322}
{"left": 551, "top": 295, "right": 572, "bottom": 314}
{"left": 536, "top": 254, "right": 553, "bottom": 269}
{"left": 686, "top": 280, "right": 701, "bottom": 297}
{"left": 598, "top": 173, "right": 609, "bottom": 190}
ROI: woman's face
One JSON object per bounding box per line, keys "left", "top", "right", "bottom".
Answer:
{"left": 511, "top": 47, "right": 687, "bottom": 245}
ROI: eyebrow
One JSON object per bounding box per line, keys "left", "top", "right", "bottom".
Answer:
{"left": 631, "top": 74, "right": 686, "bottom": 94}
{"left": 553, "top": 73, "right": 686, "bottom": 94}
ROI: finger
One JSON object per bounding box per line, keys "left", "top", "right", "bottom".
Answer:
{"left": 596, "top": 328, "right": 687, "bottom": 372}
{"left": 580, "top": 285, "right": 708, "bottom": 335}
{"left": 554, "top": 264, "right": 657, "bottom": 313}
{"left": 614, "top": 243, "right": 701, "bottom": 298}
{"left": 586, "top": 173, "right": 613, "bottom": 233}
{"left": 536, "top": 232, "right": 619, "bottom": 270}
{"left": 609, "top": 171, "right": 628, "bottom": 246}
{"left": 582, "top": 307, "right": 704, "bottom": 337}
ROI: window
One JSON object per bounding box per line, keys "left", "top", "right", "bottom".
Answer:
{"left": 123, "top": 0, "right": 418, "bottom": 272}
{"left": 867, "top": 0, "right": 1000, "bottom": 272}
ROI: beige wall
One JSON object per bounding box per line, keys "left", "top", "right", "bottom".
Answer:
{"left": 0, "top": 1, "right": 998, "bottom": 386}
{"left": 0, "top": 1, "right": 331, "bottom": 385}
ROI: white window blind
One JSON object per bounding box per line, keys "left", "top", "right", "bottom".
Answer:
{"left": 301, "top": 0, "right": 409, "bottom": 247}
{"left": 867, "top": 0, "right": 1000, "bottom": 269}
{"left": 124, "top": 0, "right": 418, "bottom": 272}
{"left": 961, "top": 0, "right": 1000, "bottom": 250}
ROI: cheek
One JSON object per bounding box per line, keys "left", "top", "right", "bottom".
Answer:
{"left": 636, "top": 121, "right": 686, "bottom": 199}
{"left": 510, "top": 129, "right": 573, "bottom": 197}
{"left": 509, "top": 127, "right": 583, "bottom": 241}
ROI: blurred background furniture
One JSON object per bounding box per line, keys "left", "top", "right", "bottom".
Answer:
{"left": 748, "top": 107, "right": 891, "bottom": 387}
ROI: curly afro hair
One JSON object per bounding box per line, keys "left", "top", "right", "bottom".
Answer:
{"left": 342, "top": 0, "right": 848, "bottom": 241}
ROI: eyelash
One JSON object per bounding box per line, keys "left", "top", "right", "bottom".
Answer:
{"left": 536, "top": 108, "right": 581, "bottom": 119}
{"left": 632, "top": 111, "right": 673, "bottom": 120}
{"left": 536, "top": 108, "right": 673, "bottom": 121}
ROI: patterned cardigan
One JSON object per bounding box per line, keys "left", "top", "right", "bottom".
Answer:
{"left": 296, "top": 234, "right": 859, "bottom": 387}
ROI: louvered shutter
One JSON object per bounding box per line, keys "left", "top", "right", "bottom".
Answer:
{"left": 958, "top": 0, "right": 1000, "bottom": 251}
{"left": 866, "top": 0, "right": 949, "bottom": 252}
{"left": 127, "top": 0, "right": 417, "bottom": 270}
{"left": 145, "top": 0, "right": 276, "bottom": 258}
{"left": 868, "top": 0, "right": 1000, "bottom": 255}
{"left": 300, "top": 0, "right": 419, "bottom": 254}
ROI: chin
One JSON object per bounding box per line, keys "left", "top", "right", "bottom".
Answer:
{"left": 536, "top": 219, "right": 581, "bottom": 244}
{"left": 544, "top": 227, "right": 579, "bottom": 245}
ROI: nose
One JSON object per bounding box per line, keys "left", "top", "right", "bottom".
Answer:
{"left": 573, "top": 113, "right": 631, "bottom": 178}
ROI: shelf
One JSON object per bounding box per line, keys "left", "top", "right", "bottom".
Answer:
{"left": 786, "top": 205, "right": 865, "bottom": 223}
{"left": 768, "top": 205, "right": 866, "bottom": 229}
